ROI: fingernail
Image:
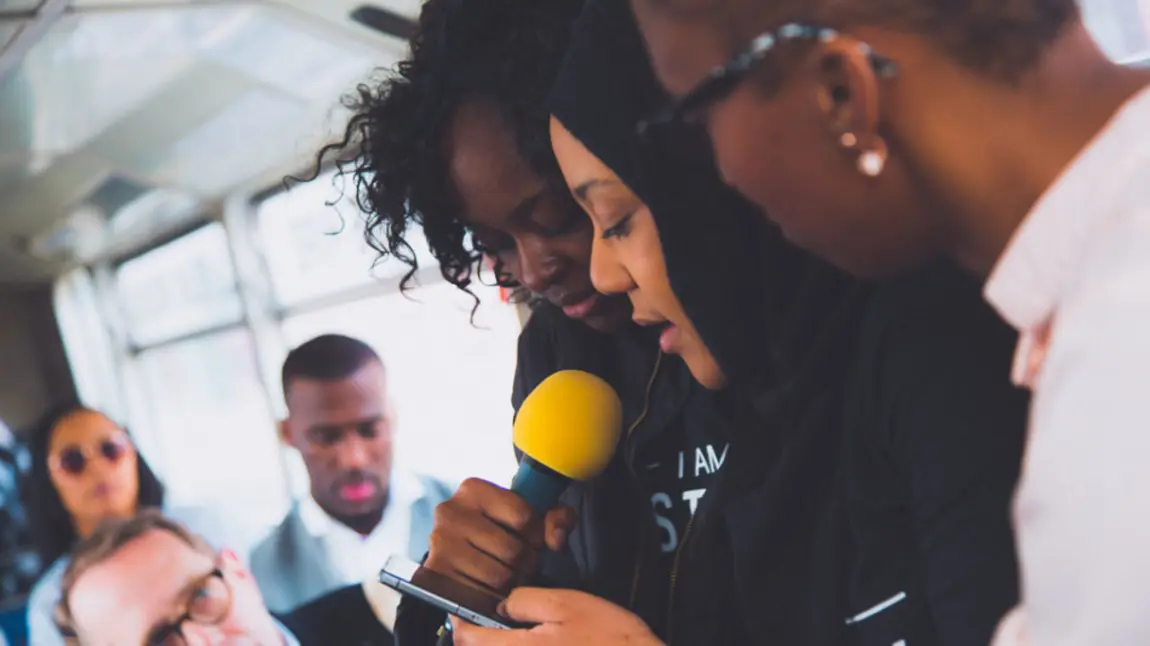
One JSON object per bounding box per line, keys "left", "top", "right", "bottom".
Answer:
{"left": 496, "top": 600, "right": 510, "bottom": 617}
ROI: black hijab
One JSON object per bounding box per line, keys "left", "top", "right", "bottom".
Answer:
{"left": 549, "top": 0, "right": 863, "bottom": 422}
{"left": 550, "top": 1, "right": 868, "bottom": 643}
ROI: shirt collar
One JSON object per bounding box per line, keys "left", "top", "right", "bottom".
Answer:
{"left": 984, "top": 85, "right": 1150, "bottom": 331}
{"left": 298, "top": 469, "right": 426, "bottom": 538}
{"left": 274, "top": 618, "right": 300, "bottom": 646}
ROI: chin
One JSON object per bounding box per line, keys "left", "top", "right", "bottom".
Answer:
{"left": 685, "top": 358, "right": 727, "bottom": 391}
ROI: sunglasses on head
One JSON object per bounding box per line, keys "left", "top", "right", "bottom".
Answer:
{"left": 53, "top": 436, "right": 131, "bottom": 476}
{"left": 638, "top": 23, "right": 899, "bottom": 134}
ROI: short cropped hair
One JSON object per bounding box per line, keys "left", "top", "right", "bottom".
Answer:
{"left": 281, "top": 334, "right": 382, "bottom": 398}
{"left": 656, "top": 0, "right": 1080, "bottom": 81}
{"left": 54, "top": 509, "right": 214, "bottom": 643}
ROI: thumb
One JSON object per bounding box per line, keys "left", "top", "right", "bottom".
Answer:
{"left": 500, "top": 588, "right": 584, "bottom": 625}
{"left": 543, "top": 506, "right": 577, "bottom": 552}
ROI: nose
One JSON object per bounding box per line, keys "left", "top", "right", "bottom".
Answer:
{"left": 335, "top": 433, "right": 373, "bottom": 470}
{"left": 514, "top": 236, "right": 562, "bottom": 294}
{"left": 589, "top": 236, "right": 632, "bottom": 296}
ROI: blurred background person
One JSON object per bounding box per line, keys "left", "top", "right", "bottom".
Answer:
{"left": 250, "top": 334, "right": 453, "bottom": 613}
{"left": 24, "top": 404, "right": 233, "bottom": 646}
{"left": 54, "top": 509, "right": 298, "bottom": 646}
{"left": 55, "top": 509, "right": 394, "bottom": 645}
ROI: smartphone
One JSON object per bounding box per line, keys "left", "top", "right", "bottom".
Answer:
{"left": 378, "top": 555, "right": 524, "bottom": 630}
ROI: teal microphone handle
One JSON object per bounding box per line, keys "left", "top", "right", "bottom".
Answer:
{"left": 511, "top": 456, "right": 570, "bottom": 514}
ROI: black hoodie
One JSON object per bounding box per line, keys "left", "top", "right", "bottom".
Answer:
{"left": 550, "top": 1, "right": 866, "bottom": 644}
{"left": 548, "top": 1, "right": 1029, "bottom": 645}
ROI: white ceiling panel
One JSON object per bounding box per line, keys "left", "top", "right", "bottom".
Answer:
{"left": 0, "top": 0, "right": 409, "bottom": 283}
{"left": 0, "top": 0, "right": 40, "bottom": 13}
{"left": 0, "top": 20, "right": 21, "bottom": 48}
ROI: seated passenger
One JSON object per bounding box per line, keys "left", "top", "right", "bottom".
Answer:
{"left": 25, "top": 404, "right": 234, "bottom": 646}
{"left": 54, "top": 509, "right": 299, "bottom": 645}
{"left": 250, "top": 334, "right": 453, "bottom": 612}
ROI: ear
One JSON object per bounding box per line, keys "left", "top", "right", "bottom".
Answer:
{"left": 812, "top": 37, "right": 886, "bottom": 173}
{"left": 277, "top": 419, "right": 293, "bottom": 446}
{"left": 385, "top": 400, "right": 398, "bottom": 437}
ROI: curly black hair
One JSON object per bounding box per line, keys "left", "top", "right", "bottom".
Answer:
{"left": 24, "top": 402, "right": 165, "bottom": 567}
{"left": 312, "top": 0, "right": 587, "bottom": 308}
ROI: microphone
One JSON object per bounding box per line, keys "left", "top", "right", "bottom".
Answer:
{"left": 510, "top": 370, "right": 623, "bottom": 513}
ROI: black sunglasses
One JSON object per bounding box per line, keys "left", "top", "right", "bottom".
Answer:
{"left": 638, "top": 23, "right": 898, "bottom": 134}
{"left": 52, "top": 436, "right": 131, "bottom": 476}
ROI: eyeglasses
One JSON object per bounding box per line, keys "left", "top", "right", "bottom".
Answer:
{"left": 51, "top": 436, "right": 132, "bottom": 476}
{"left": 147, "top": 567, "right": 233, "bottom": 646}
{"left": 638, "top": 23, "right": 898, "bottom": 134}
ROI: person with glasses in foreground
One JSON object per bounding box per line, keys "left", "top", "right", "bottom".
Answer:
{"left": 53, "top": 509, "right": 293, "bottom": 645}
{"left": 629, "top": 0, "right": 1150, "bottom": 644}
{"left": 55, "top": 509, "right": 397, "bottom": 645}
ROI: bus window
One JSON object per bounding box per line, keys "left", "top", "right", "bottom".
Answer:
{"left": 1083, "top": 0, "right": 1150, "bottom": 63}
{"left": 254, "top": 173, "right": 520, "bottom": 491}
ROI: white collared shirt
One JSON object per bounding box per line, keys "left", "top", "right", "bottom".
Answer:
{"left": 985, "top": 85, "right": 1150, "bottom": 646}
{"left": 298, "top": 469, "right": 424, "bottom": 586}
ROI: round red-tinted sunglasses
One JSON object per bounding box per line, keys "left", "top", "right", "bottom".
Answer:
{"left": 52, "top": 437, "right": 132, "bottom": 476}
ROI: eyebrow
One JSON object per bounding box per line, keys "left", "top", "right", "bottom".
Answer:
{"left": 506, "top": 190, "right": 547, "bottom": 225}
{"left": 307, "top": 415, "right": 384, "bottom": 434}
{"left": 572, "top": 178, "right": 621, "bottom": 202}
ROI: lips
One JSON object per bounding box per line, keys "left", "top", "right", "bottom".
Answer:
{"left": 339, "top": 481, "right": 377, "bottom": 503}
{"left": 560, "top": 291, "right": 601, "bottom": 319}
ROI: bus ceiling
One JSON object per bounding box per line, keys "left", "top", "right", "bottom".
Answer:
{"left": 0, "top": 0, "right": 415, "bottom": 286}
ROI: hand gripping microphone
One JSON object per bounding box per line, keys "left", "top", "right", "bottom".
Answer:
{"left": 510, "top": 370, "right": 623, "bottom": 513}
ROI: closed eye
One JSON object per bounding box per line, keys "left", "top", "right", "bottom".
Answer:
{"left": 601, "top": 212, "right": 634, "bottom": 240}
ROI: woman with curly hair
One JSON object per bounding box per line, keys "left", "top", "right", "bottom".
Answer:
{"left": 321, "top": 0, "right": 742, "bottom": 644}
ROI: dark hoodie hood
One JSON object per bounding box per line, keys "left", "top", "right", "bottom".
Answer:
{"left": 549, "top": 5, "right": 866, "bottom": 643}
{"left": 548, "top": 0, "right": 863, "bottom": 414}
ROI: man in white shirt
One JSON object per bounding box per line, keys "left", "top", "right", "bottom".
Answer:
{"left": 628, "top": 1, "right": 1150, "bottom": 644}
{"left": 250, "top": 335, "right": 452, "bottom": 613}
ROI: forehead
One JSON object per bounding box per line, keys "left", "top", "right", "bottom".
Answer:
{"left": 550, "top": 119, "right": 619, "bottom": 190}
{"left": 70, "top": 530, "right": 211, "bottom": 644}
{"left": 51, "top": 411, "right": 121, "bottom": 448}
{"left": 445, "top": 99, "right": 545, "bottom": 229}
{"left": 286, "top": 361, "right": 387, "bottom": 417}
{"left": 630, "top": 0, "right": 736, "bottom": 97}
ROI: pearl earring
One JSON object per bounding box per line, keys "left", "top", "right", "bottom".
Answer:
{"left": 858, "top": 150, "right": 884, "bottom": 177}
{"left": 856, "top": 137, "right": 888, "bottom": 178}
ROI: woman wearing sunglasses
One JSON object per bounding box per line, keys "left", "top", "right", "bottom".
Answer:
{"left": 24, "top": 403, "right": 233, "bottom": 646}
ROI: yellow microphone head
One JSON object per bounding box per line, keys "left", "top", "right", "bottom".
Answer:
{"left": 512, "top": 370, "right": 623, "bottom": 481}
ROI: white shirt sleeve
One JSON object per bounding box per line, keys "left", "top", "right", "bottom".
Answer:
{"left": 1014, "top": 205, "right": 1150, "bottom": 646}
{"left": 26, "top": 560, "right": 67, "bottom": 646}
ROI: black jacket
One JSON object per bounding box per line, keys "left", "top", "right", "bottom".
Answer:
{"left": 841, "top": 265, "right": 1028, "bottom": 645}
{"left": 547, "top": 2, "right": 1028, "bottom": 645}
{"left": 394, "top": 304, "right": 744, "bottom": 644}
{"left": 283, "top": 584, "right": 394, "bottom": 646}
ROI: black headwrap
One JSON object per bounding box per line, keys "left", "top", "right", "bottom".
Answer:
{"left": 550, "top": 1, "right": 868, "bottom": 642}
{"left": 548, "top": 0, "right": 863, "bottom": 408}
